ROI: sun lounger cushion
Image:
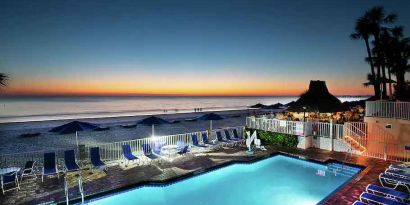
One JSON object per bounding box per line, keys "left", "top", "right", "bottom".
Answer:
{"left": 387, "top": 169, "right": 410, "bottom": 179}
{"left": 64, "top": 150, "right": 80, "bottom": 171}
{"left": 381, "top": 173, "right": 410, "bottom": 184}
{"left": 367, "top": 184, "right": 409, "bottom": 202}
{"left": 360, "top": 192, "right": 406, "bottom": 205}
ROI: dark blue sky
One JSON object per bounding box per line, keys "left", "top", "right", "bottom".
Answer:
{"left": 0, "top": 0, "right": 409, "bottom": 96}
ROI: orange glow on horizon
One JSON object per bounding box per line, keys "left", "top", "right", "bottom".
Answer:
{"left": 0, "top": 74, "right": 372, "bottom": 97}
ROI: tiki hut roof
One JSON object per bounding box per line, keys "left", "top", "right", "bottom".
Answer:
{"left": 288, "top": 80, "right": 342, "bottom": 113}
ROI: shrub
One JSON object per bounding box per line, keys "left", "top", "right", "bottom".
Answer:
{"left": 245, "top": 128, "right": 298, "bottom": 147}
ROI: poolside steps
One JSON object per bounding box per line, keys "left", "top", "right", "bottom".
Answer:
{"left": 327, "top": 163, "right": 360, "bottom": 177}
{"left": 343, "top": 135, "right": 366, "bottom": 154}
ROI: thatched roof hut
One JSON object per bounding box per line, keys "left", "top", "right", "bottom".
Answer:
{"left": 288, "top": 80, "right": 342, "bottom": 113}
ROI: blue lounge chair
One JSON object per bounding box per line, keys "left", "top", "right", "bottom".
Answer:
{"left": 224, "top": 130, "right": 240, "bottom": 145}
{"left": 64, "top": 150, "right": 80, "bottom": 172}
{"left": 386, "top": 169, "right": 410, "bottom": 179}
{"left": 153, "top": 141, "right": 163, "bottom": 157}
{"left": 232, "top": 129, "right": 243, "bottom": 141}
{"left": 177, "top": 140, "right": 191, "bottom": 152}
{"left": 390, "top": 164, "right": 410, "bottom": 172}
{"left": 379, "top": 173, "right": 410, "bottom": 193}
{"left": 42, "top": 152, "right": 59, "bottom": 182}
{"left": 366, "top": 184, "right": 409, "bottom": 203}
{"left": 201, "top": 132, "right": 218, "bottom": 149}
{"left": 141, "top": 144, "right": 156, "bottom": 163}
{"left": 360, "top": 192, "right": 406, "bottom": 205}
{"left": 1, "top": 171, "right": 20, "bottom": 195}
{"left": 353, "top": 201, "right": 369, "bottom": 205}
{"left": 177, "top": 145, "right": 189, "bottom": 155}
{"left": 142, "top": 144, "right": 152, "bottom": 156}
{"left": 216, "top": 131, "right": 231, "bottom": 147}
{"left": 191, "top": 134, "right": 207, "bottom": 148}
{"left": 90, "top": 147, "right": 106, "bottom": 171}
{"left": 20, "top": 161, "right": 36, "bottom": 181}
{"left": 122, "top": 144, "right": 139, "bottom": 166}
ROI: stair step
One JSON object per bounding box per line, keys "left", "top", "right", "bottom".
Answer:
{"left": 326, "top": 169, "right": 358, "bottom": 177}
{"left": 327, "top": 166, "right": 360, "bottom": 174}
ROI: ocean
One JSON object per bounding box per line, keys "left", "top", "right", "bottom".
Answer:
{"left": 0, "top": 96, "right": 366, "bottom": 123}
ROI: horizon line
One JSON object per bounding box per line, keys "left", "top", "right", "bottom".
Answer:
{"left": 0, "top": 93, "right": 372, "bottom": 98}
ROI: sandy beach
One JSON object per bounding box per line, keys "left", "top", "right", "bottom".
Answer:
{"left": 0, "top": 109, "right": 257, "bottom": 155}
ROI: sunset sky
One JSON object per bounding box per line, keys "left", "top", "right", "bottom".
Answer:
{"left": 0, "top": 0, "right": 409, "bottom": 96}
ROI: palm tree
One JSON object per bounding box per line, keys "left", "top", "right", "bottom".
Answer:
{"left": 351, "top": 16, "right": 380, "bottom": 98}
{"left": 0, "top": 73, "right": 8, "bottom": 87}
{"left": 364, "top": 6, "right": 397, "bottom": 98}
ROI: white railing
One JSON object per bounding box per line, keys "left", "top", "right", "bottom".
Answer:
{"left": 0, "top": 126, "right": 245, "bottom": 168}
{"left": 366, "top": 101, "right": 410, "bottom": 120}
{"left": 247, "top": 117, "right": 410, "bottom": 162}
{"left": 246, "top": 117, "right": 344, "bottom": 139}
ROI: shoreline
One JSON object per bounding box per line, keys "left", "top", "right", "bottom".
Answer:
{"left": 0, "top": 106, "right": 251, "bottom": 124}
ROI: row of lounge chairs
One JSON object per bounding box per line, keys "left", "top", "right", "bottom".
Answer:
{"left": 121, "top": 128, "right": 244, "bottom": 165}
{"left": 1, "top": 128, "right": 244, "bottom": 195}
{"left": 353, "top": 163, "right": 410, "bottom": 205}
{"left": 1, "top": 147, "right": 106, "bottom": 195}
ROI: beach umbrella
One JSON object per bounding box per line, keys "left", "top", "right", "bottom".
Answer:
{"left": 49, "top": 121, "right": 100, "bottom": 147}
{"left": 137, "top": 116, "right": 170, "bottom": 137}
{"left": 196, "top": 113, "right": 224, "bottom": 134}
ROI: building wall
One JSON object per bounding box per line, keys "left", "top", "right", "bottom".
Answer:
{"left": 364, "top": 117, "right": 410, "bottom": 143}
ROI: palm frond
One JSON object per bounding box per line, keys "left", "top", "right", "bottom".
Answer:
{"left": 0, "top": 73, "right": 8, "bottom": 86}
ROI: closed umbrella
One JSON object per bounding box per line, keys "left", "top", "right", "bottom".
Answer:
{"left": 137, "top": 116, "right": 170, "bottom": 137}
{"left": 49, "top": 121, "right": 100, "bottom": 147}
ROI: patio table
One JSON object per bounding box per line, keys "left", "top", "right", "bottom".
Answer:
{"left": 161, "top": 145, "right": 178, "bottom": 158}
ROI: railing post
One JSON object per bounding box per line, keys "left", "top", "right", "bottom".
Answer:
{"left": 330, "top": 121, "right": 334, "bottom": 151}
{"left": 384, "top": 144, "right": 387, "bottom": 161}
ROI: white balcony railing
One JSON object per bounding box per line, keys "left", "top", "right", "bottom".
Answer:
{"left": 245, "top": 117, "right": 344, "bottom": 139}
{"left": 366, "top": 101, "right": 410, "bottom": 120}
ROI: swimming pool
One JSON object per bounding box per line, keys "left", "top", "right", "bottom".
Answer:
{"left": 86, "top": 155, "right": 361, "bottom": 205}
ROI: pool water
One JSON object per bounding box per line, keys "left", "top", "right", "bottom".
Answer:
{"left": 87, "top": 155, "right": 360, "bottom": 205}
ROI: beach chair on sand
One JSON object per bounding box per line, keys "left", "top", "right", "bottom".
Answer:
{"left": 90, "top": 147, "right": 106, "bottom": 171}
{"left": 1, "top": 171, "right": 20, "bottom": 195}
{"left": 379, "top": 173, "right": 410, "bottom": 193}
{"left": 122, "top": 144, "right": 139, "bottom": 166}
{"left": 20, "top": 161, "right": 36, "bottom": 181}
{"left": 366, "top": 184, "right": 410, "bottom": 203}
{"left": 64, "top": 150, "right": 80, "bottom": 173}
{"left": 42, "top": 152, "right": 59, "bottom": 182}
{"left": 360, "top": 192, "right": 407, "bottom": 205}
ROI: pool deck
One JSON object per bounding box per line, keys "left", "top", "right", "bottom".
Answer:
{"left": 0, "top": 145, "right": 396, "bottom": 205}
